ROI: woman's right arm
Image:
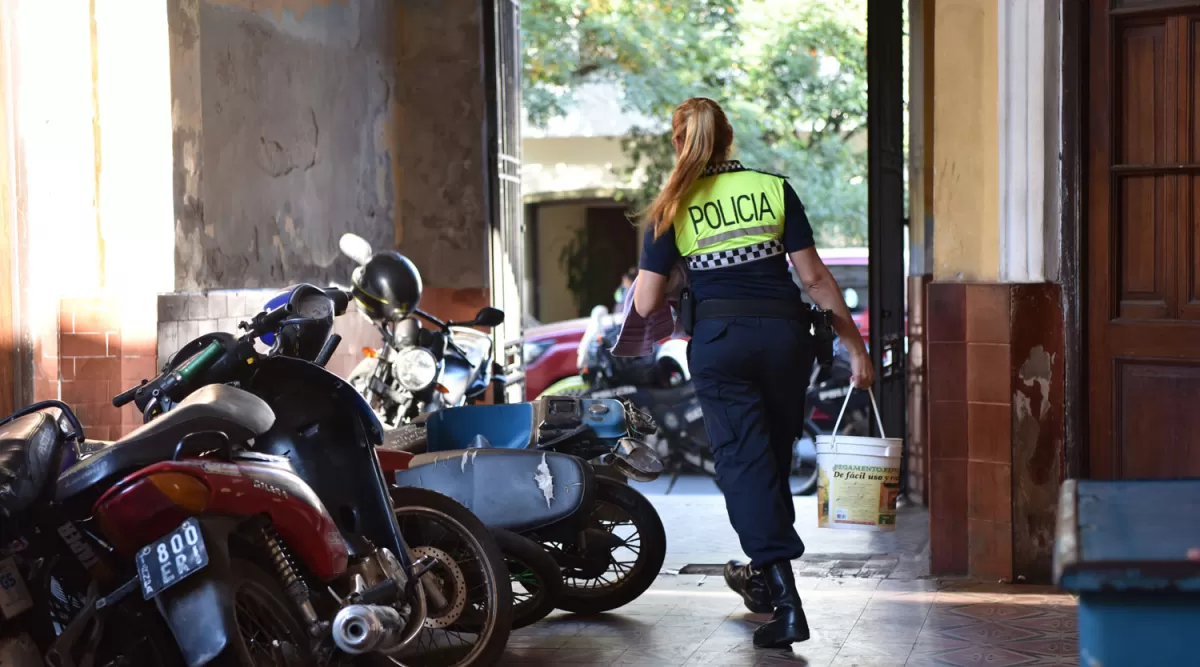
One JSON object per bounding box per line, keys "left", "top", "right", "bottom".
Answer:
{"left": 790, "top": 247, "right": 874, "bottom": 388}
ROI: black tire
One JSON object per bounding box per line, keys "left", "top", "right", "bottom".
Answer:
{"left": 209, "top": 556, "right": 313, "bottom": 667}
{"left": 790, "top": 424, "right": 820, "bottom": 496}
{"left": 539, "top": 477, "right": 666, "bottom": 615}
{"left": 390, "top": 487, "right": 512, "bottom": 667}
{"left": 488, "top": 528, "right": 562, "bottom": 630}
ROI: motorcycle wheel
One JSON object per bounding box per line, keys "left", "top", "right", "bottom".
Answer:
{"left": 489, "top": 528, "right": 563, "bottom": 629}
{"left": 790, "top": 424, "right": 820, "bottom": 496}
{"left": 389, "top": 487, "right": 512, "bottom": 667}
{"left": 682, "top": 429, "right": 818, "bottom": 496}
{"left": 209, "top": 556, "right": 312, "bottom": 667}
{"left": 537, "top": 477, "right": 666, "bottom": 615}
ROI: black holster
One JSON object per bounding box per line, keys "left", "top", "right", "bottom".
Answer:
{"left": 678, "top": 289, "right": 696, "bottom": 336}
{"left": 811, "top": 307, "right": 835, "bottom": 368}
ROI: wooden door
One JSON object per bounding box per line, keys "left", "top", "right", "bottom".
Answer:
{"left": 582, "top": 206, "right": 637, "bottom": 316}
{"left": 1088, "top": 0, "right": 1200, "bottom": 478}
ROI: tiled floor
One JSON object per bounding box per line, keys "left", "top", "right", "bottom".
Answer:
{"left": 501, "top": 479, "right": 1077, "bottom": 666}
{"left": 503, "top": 577, "right": 1078, "bottom": 666}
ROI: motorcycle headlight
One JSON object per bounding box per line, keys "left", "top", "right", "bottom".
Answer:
{"left": 395, "top": 347, "right": 438, "bottom": 392}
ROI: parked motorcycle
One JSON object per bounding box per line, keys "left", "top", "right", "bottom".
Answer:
{"left": 337, "top": 233, "right": 507, "bottom": 431}
{"left": 0, "top": 400, "right": 185, "bottom": 667}
{"left": 108, "top": 283, "right": 512, "bottom": 666}
{"left": 257, "top": 281, "right": 569, "bottom": 631}
{"left": 537, "top": 306, "right": 874, "bottom": 496}
{"left": 386, "top": 397, "right": 667, "bottom": 615}
{"left": 333, "top": 234, "right": 666, "bottom": 615}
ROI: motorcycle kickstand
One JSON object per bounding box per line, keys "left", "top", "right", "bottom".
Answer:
{"left": 45, "top": 582, "right": 104, "bottom": 667}
{"left": 663, "top": 469, "right": 681, "bottom": 496}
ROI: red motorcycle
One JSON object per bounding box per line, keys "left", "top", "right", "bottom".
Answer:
{"left": 82, "top": 283, "right": 511, "bottom": 666}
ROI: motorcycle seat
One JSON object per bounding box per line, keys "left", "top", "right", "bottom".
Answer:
{"left": 0, "top": 411, "right": 62, "bottom": 517}
{"left": 55, "top": 384, "right": 276, "bottom": 503}
{"left": 395, "top": 448, "right": 596, "bottom": 532}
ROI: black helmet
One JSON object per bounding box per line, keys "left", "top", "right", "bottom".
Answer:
{"left": 351, "top": 251, "right": 422, "bottom": 322}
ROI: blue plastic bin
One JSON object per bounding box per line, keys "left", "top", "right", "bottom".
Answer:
{"left": 1054, "top": 479, "right": 1200, "bottom": 667}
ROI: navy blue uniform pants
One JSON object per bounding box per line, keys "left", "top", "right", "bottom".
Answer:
{"left": 689, "top": 316, "right": 813, "bottom": 568}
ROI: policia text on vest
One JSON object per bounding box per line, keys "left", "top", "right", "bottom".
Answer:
{"left": 673, "top": 170, "right": 785, "bottom": 258}
{"left": 685, "top": 192, "right": 776, "bottom": 235}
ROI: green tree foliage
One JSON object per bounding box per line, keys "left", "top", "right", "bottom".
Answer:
{"left": 523, "top": 0, "right": 869, "bottom": 247}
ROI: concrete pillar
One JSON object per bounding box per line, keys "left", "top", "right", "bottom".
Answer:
{"left": 924, "top": 0, "right": 1066, "bottom": 583}
{"left": 932, "top": 0, "right": 1000, "bottom": 283}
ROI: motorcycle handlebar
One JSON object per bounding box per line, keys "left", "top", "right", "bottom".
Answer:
{"left": 112, "top": 384, "right": 140, "bottom": 408}
{"left": 112, "top": 339, "right": 225, "bottom": 409}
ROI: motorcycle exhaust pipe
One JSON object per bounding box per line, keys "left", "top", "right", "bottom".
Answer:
{"left": 331, "top": 604, "right": 406, "bottom": 655}
{"left": 332, "top": 554, "right": 440, "bottom": 656}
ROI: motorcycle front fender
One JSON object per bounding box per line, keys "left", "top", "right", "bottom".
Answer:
{"left": 393, "top": 449, "right": 596, "bottom": 533}
{"left": 152, "top": 516, "right": 242, "bottom": 667}
{"left": 654, "top": 339, "right": 691, "bottom": 381}
{"left": 537, "top": 375, "right": 589, "bottom": 399}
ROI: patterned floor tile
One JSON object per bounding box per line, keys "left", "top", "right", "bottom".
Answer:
{"left": 941, "top": 602, "right": 1045, "bottom": 624}
{"left": 915, "top": 645, "right": 1042, "bottom": 666}
{"left": 504, "top": 484, "right": 1074, "bottom": 666}
{"left": 937, "top": 621, "right": 1042, "bottom": 645}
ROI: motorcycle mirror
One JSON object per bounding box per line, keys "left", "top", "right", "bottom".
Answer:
{"left": 339, "top": 233, "right": 373, "bottom": 265}
{"left": 471, "top": 307, "right": 505, "bottom": 328}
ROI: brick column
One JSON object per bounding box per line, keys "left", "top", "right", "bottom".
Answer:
{"left": 56, "top": 297, "right": 157, "bottom": 440}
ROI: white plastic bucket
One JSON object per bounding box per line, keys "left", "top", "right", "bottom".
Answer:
{"left": 815, "top": 387, "right": 904, "bottom": 532}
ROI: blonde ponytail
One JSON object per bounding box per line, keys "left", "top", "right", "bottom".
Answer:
{"left": 642, "top": 98, "right": 734, "bottom": 239}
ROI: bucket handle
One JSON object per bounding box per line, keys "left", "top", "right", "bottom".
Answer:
{"left": 829, "top": 384, "right": 887, "bottom": 449}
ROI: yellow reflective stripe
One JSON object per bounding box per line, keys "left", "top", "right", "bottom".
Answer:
{"left": 695, "top": 224, "right": 778, "bottom": 249}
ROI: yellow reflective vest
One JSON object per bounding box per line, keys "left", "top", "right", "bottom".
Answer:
{"left": 673, "top": 167, "right": 787, "bottom": 271}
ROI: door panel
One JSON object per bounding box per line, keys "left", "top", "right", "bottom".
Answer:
{"left": 1116, "top": 360, "right": 1200, "bottom": 477}
{"left": 1088, "top": 1, "right": 1200, "bottom": 479}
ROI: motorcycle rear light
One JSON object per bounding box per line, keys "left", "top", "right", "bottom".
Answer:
{"left": 811, "top": 407, "right": 831, "bottom": 422}
{"left": 146, "top": 472, "right": 211, "bottom": 513}
{"left": 362, "top": 347, "right": 377, "bottom": 358}
{"left": 94, "top": 473, "right": 211, "bottom": 554}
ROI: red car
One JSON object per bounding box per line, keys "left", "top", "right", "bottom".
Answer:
{"left": 522, "top": 249, "right": 872, "bottom": 400}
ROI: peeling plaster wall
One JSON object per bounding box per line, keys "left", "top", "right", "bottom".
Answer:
{"left": 389, "top": 0, "right": 490, "bottom": 289}
{"left": 173, "top": 0, "right": 399, "bottom": 290}
{"left": 1010, "top": 285, "right": 1064, "bottom": 583}
{"left": 169, "top": 0, "right": 490, "bottom": 292}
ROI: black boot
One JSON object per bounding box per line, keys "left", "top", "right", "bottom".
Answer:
{"left": 723, "top": 561, "right": 773, "bottom": 613}
{"left": 753, "top": 561, "right": 810, "bottom": 649}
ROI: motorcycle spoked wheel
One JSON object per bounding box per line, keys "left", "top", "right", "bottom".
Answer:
{"left": 209, "top": 556, "right": 313, "bottom": 667}
{"left": 534, "top": 477, "right": 667, "bottom": 616}
{"left": 389, "top": 487, "right": 512, "bottom": 667}
{"left": 676, "top": 423, "right": 819, "bottom": 497}
{"left": 488, "top": 528, "right": 563, "bottom": 630}
{"left": 789, "top": 424, "right": 820, "bottom": 497}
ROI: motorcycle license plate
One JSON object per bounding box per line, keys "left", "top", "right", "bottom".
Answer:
{"left": 684, "top": 405, "right": 703, "bottom": 423}
{"left": 136, "top": 518, "right": 208, "bottom": 599}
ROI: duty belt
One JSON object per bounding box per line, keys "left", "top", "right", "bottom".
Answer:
{"left": 694, "top": 298, "right": 813, "bottom": 325}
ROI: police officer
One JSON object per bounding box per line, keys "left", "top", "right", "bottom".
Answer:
{"left": 634, "top": 98, "right": 874, "bottom": 649}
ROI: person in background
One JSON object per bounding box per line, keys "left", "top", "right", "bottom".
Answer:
{"left": 633, "top": 97, "right": 873, "bottom": 649}
{"left": 613, "top": 267, "right": 637, "bottom": 312}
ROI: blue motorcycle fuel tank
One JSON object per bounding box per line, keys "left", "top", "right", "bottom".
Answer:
{"left": 422, "top": 398, "right": 629, "bottom": 452}
{"left": 578, "top": 399, "right": 629, "bottom": 440}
